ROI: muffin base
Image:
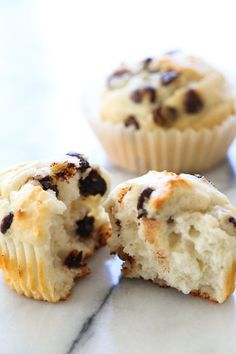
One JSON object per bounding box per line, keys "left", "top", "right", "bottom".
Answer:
{"left": 0, "top": 223, "right": 110, "bottom": 302}
{"left": 88, "top": 115, "right": 236, "bottom": 173}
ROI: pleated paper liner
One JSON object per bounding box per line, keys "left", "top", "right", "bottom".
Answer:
{"left": 87, "top": 114, "right": 236, "bottom": 174}
{"left": 0, "top": 237, "right": 89, "bottom": 302}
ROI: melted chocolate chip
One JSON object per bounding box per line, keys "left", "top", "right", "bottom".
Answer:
{"left": 1, "top": 213, "right": 14, "bottom": 234}
{"left": 66, "top": 152, "right": 90, "bottom": 172}
{"left": 184, "top": 89, "right": 204, "bottom": 114}
{"left": 118, "top": 251, "right": 134, "bottom": 263}
{"left": 137, "top": 188, "right": 154, "bottom": 218}
{"left": 124, "top": 115, "right": 140, "bottom": 129}
{"left": 161, "top": 71, "right": 180, "bottom": 85}
{"left": 79, "top": 170, "right": 107, "bottom": 197}
{"left": 115, "top": 219, "right": 121, "bottom": 227}
{"left": 153, "top": 106, "right": 177, "bottom": 126}
{"left": 153, "top": 107, "right": 166, "bottom": 126}
{"left": 130, "top": 89, "right": 142, "bottom": 103}
{"left": 229, "top": 216, "right": 236, "bottom": 227}
{"left": 76, "top": 216, "right": 95, "bottom": 237}
{"left": 38, "top": 176, "right": 59, "bottom": 196}
{"left": 145, "top": 87, "right": 157, "bottom": 103}
{"left": 64, "top": 250, "right": 83, "bottom": 268}
{"left": 130, "top": 87, "right": 157, "bottom": 104}
{"left": 167, "top": 217, "right": 174, "bottom": 224}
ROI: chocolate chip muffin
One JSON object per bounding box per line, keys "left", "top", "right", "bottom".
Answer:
{"left": 106, "top": 171, "right": 236, "bottom": 303}
{"left": 102, "top": 52, "right": 234, "bottom": 130}
{"left": 0, "top": 153, "right": 110, "bottom": 302}
{"left": 88, "top": 51, "right": 236, "bottom": 173}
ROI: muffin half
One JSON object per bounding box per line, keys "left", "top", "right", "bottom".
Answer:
{"left": 106, "top": 171, "right": 236, "bottom": 303}
{"left": 0, "top": 153, "right": 110, "bottom": 302}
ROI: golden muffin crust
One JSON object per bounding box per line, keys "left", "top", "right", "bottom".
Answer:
{"left": 101, "top": 52, "right": 235, "bottom": 131}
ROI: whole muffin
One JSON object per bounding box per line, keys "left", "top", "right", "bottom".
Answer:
{"left": 106, "top": 171, "right": 236, "bottom": 303}
{"left": 0, "top": 153, "right": 110, "bottom": 302}
{"left": 88, "top": 51, "right": 236, "bottom": 173}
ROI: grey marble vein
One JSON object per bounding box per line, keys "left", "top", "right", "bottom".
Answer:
{"left": 66, "top": 284, "right": 117, "bottom": 354}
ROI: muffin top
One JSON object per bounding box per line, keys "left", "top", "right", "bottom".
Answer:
{"left": 100, "top": 52, "right": 235, "bottom": 130}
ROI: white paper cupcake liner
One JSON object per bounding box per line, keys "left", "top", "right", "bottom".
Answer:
{"left": 0, "top": 236, "right": 91, "bottom": 302}
{"left": 87, "top": 114, "right": 236, "bottom": 174}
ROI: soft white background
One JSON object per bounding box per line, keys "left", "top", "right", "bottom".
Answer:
{"left": 0, "top": 0, "right": 235, "bottom": 167}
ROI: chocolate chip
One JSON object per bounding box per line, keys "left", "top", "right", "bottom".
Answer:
{"left": 115, "top": 219, "right": 121, "bottom": 227}
{"left": 153, "top": 107, "right": 166, "bottom": 126}
{"left": 184, "top": 89, "right": 204, "bottom": 114}
{"left": 130, "top": 89, "right": 142, "bottom": 103}
{"left": 143, "top": 57, "right": 153, "bottom": 69}
{"left": 79, "top": 170, "right": 107, "bottom": 197}
{"left": 124, "top": 116, "right": 140, "bottom": 129}
{"left": 145, "top": 87, "right": 157, "bottom": 103}
{"left": 76, "top": 216, "right": 95, "bottom": 237}
{"left": 167, "top": 217, "right": 174, "bottom": 224}
{"left": 153, "top": 106, "right": 178, "bottom": 127}
{"left": 194, "top": 174, "right": 202, "bottom": 179}
{"left": 66, "top": 152, "right": 90, "bottom": 172}
{"left": 137, "top": 188, "right": 154, "bottom": 218}
{"left": 64, "top": 250, "right": 83, "bottom": 268}
{"left": 1, "top": 213, "right": 14, "bottom": 234}
{"left": 38, "top": 176, "right": 59, "bottom": 196}
{"left": 131, "top": 87, "right": 157, "bottom": 104}
{"left": 161, "top": 71, "right": 180, "bottom": 85}
{"left": 229, "top": 216, "right": 236, "bottom": 227}
{"left": 117, "top": 248, "right": 134, "bottom": 264}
